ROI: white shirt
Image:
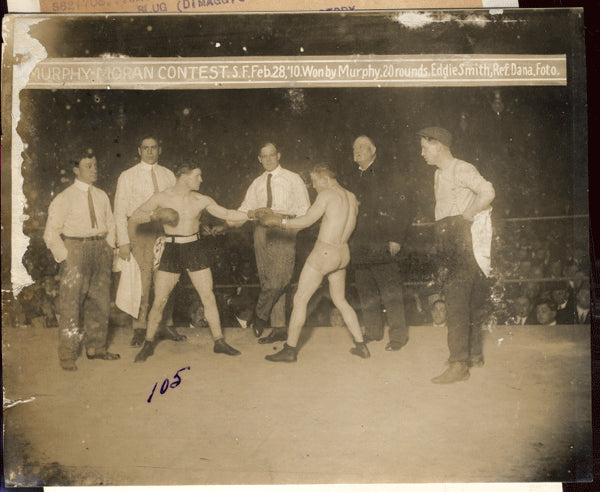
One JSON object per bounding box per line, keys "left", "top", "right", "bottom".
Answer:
{"left": 44, "top": 179, "right": 115, "bottom": 263}
{"left": 239, "top": 165, "right": 310, "bottom": 217}
{"left": 114, "top": 161, "right": 176, "bottom": 245}
{"left": 434, "top": 158, "right": 494, "bottom": 221}
{"left": 576, "top": 306, "right": 590, "bottom": 323}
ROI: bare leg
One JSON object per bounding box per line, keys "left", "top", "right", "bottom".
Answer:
{"left": 328, "top": 269, "right": 364, "bottom": 342}
{"left": 146, "top": 271, "right": 180, "bottom": 341}
{"left": 287, "top": 262, "right": 325, "bottom": 347}
{"left": 188, "top": 268, "right": 240, "bottom": 356}
{"left": 187, "top": 268, "right": 223, "bottom": 340}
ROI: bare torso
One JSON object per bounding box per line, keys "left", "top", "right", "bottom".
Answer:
{"left": 155, "top": 189, "right": 212, "bottom": 236}
{"left": 316, "top": 184, "right": 357, "bottom": 245}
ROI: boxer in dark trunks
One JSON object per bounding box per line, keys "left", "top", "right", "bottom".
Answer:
{"left": 257, "top": 163, "right": 369, "bottom": 362}
{"left": 129, "top": 164, "right": 251, "bottom": 362}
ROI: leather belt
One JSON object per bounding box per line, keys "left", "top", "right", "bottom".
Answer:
{"left": 63, "top": 234, "right": 107, "bottom": 241}
{"left": 164, "top": 233, "right": 200, "bottom": 244}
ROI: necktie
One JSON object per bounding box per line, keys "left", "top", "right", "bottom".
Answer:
{"left": 266, "top": 173, "right": 273, "bottom": 208}
{"left": 151, "top": 168, "right": 159, "bottom": 194}
{"left": 580, "top": 311, "right": 586, "bottom": 323}
{"left": 88, "top": 187, "right": 98, "bottom": 229}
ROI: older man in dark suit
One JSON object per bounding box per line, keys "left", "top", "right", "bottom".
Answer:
{"left": 343, "top": 135, "right": 413, "bottom": 352}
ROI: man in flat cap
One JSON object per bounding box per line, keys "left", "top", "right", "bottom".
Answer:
{"left": 418, "top": 126, "right": 495, "bottom": 384}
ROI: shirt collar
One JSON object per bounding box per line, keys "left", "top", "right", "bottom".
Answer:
{"left": 577, "top": 306, "right": 589, "bottom": 316}
{"left": 140, "top": 160, "right": 158, "bottom": 170}
{"left": 73, "top": 179, "right": 91, "bottom": 192}
{"left": 358, "top": 158, "right": 376, "bottom": 173}
{"left": 264, "top": 165, "right": 282, "bottom": 177}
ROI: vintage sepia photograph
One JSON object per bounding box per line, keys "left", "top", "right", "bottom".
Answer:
{"left": 1, "top": 9, "right": 591, "bottom": 487}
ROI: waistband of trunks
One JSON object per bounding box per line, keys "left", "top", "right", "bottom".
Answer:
{"left": 62, "top": 234, "right": 107, "bottom": 241}
{"left": 164, "top": 232, "right": 201, "bottom": 244}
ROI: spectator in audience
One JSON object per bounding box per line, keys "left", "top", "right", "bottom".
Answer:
{"left": 552, "top": 281, "right": 575, "bottom": 324}
{"left": 431, "top": 298, "right": 448, "bottom": 328}
{"left": 574, "top": 284, "right": 591, "bottom": 324}
{"left": 535, "top": 299, "right": 558, "bottom": 326}
{"left": 508, "top": 296, "right": 536, "bottom": 325}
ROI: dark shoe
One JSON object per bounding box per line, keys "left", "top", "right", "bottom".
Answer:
{"left": 265, "top": 343, "right": 298, "bottom": 362}
{"left": 258, "top": 328, "right": 287, "bottom": 344}
{"left": 385, "top": 341, "right": 405, "bottom": 351}
{"left": 130, "top": 328, "right": 146, "bottom": 347}
{"left": 468, "top": 355, "right": 484, "bottom": 368}
{"left": 213, "top": 338, "right": 241, "bottom": 356}
{"left": 350, "top": 341, "right": 371, "bottom": 359}
{"left": 159, "top": 325, "right": 187, "bottom": 342}
{"left": 60, "top": 359, "right": 78, "bottom": 371}
{"left": 431, "top": 362, "right": 470, "bottom": 384}
{"left": 134, "top": 340, "right": 156, "bottom": 363}
{"left": 86, "top": 350, "right": 120, "bottom": 360}
{"left": 249, "top": 316, "right": 268, "bottom": 337}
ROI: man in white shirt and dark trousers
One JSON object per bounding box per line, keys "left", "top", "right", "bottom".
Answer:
{"left": 114, "top": 136, "right": 180, "bottom": 346}
{"left": 418, "top": 127, "right": 495, "bottom": 384}
{"left": 237, "top": 142, "right": 311, "bottom": 344}
{"left": 44, "top": 149, "right": 120, "bottom": 371}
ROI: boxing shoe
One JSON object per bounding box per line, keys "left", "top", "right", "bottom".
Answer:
{"left": 130, "top": 328, "right": 146, "bottom": 347}
{"left": 213, "top": 338, "right": 241, "bottom": 356}
{"left": 134, "top": 340, "right": 156, "bottom": 363}
{"left": 86, "top": 350, "right": 120, "bottom": 360}
{"left": 265, "top": 343, "right": 297, "bottom": 362}
{"left": 350, "top": 341, "right": 371, "bottom": 359}
{"left": 159, "top": 325, "right": 187, "bottom": 342}
{"left": 431, "top": 361, "right": 470, "bottom": 384}
{"left": 258, "top": 328, "right": 287, "bottom": 344}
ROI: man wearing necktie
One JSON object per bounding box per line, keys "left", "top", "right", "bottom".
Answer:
{"left": 44, "top": 149, "right": 119, "bottom": 371}
{"left": 236, "top": 142, "right": 310, "bottom": 343}
{"left": 114, "top": 136, "right": 178, "bottom": 346}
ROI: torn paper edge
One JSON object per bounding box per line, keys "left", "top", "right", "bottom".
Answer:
{"left": 9, "top": 16, "right": 49, "bottom": 295}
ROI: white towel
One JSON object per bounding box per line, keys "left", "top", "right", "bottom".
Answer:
{"left": 115, "top": 256, "right": 142, "bottom": 319}
{"left": 471, "top": 208, "right": 493, "bottom": 278}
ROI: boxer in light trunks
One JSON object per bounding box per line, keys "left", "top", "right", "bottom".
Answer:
{"left": 130, "top": 164, "right": 252, "bottom": 362}
{"left": 257, "top": 163, "right": 370, "bottom": 362}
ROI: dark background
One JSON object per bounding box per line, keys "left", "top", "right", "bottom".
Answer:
{"left": 0, "top": 1, "right": 598, "bottom": 491}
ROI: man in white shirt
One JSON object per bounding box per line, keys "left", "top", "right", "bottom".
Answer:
{"left": 114, "top": 136, "right": 177, "bottom": 346}
{"left": 44, "top": 149, "right": 119, "bottom": 371}
{"left": 418, "top": 127, "right": 495, "bottom": 384}
{"left": 236, "top": 142, "right": 310, "bottom": 344}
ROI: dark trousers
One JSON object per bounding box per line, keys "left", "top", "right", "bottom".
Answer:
{"left": 436, "top": 216, "right": 489, "bottom": 363}
{"left": 58, "top": 238, "right": 113, "bottom": 362}
{"left": 354, "top": 263, "right": 408, "bottom": 345}
{"left": 253, "top": 224, "right": 296, "bottom": 328}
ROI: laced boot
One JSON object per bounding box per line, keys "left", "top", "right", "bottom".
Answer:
{"left": 134, "top": 339, "right": 156, "bottom": 363}
{"left": 350, "top": 341, "right": 371, "bottom": 359}
{"left": 265, "top": 343, "right": 298, "bottom": 362}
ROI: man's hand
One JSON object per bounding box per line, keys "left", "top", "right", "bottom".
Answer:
{"left": 388, "top": 241, "right": 401, "bottom": 256}
{"left": 248, "top": 207, "right": 272, "bottom": 221}
{"left": 152, "top": 207, "right": 180, "bottom": 227}
{"left": 118, "top": 243, "right": 131, "bottom": 261}
{"left": 462, "top": 210, "right": 476, "bottom": 222}
{"left": 257, "top": 209, "right": 283, "bottom": 228}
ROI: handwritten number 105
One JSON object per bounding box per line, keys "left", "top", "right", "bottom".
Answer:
{"left": 147, "top": 366, "right": 190, "bottom": 403}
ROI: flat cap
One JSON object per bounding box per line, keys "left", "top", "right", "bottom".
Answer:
{"left": 417, "top": 127, "right": 453, "bottom": 149}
